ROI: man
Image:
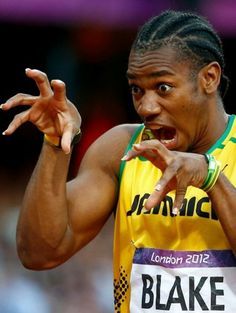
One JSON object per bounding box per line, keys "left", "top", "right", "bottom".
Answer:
{"left": 1, "top": 10, "right": 236, "bottom": 312}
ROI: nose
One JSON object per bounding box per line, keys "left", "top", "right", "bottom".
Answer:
{"left": 136, "top": 90, "right": 162, "bottom": 118}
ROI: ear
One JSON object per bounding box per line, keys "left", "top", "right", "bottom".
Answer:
{"left": 199, "top": 62, "right": 221, "bottom": 94}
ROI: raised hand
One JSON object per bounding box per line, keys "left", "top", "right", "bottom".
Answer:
{"left": 122, "top": 139, "right": 208, "bottom": 214}
{"left": 1, "top": 68, "right": 81, "bottom": 154}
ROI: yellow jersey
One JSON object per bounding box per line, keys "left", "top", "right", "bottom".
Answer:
{"left": 113, "top": 115, "right": 236, "bottom": 313}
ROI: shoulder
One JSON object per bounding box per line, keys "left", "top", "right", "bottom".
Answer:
{"left": 81, "top": 123, "right": 142, "bottom": 175}
{"left": 100, "top": 123, "right": 141, "bottom": 143}
{"left": 95, "top": 123, "right": 142, "bottom": 151}
{"left": 86, "top": 123, "right": 142, "bottom": 159}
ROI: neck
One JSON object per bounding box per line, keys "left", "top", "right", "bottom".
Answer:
{"left": 191, "top": 103, "right": 229, "bottom": 154}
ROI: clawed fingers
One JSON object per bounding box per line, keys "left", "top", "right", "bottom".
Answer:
{"left": 51, "top": 80, "right": 67, "bottom": 103}
{"left": 121, "top": 142, "right": 156, "bottom": 161}
{"left": 123, "top": 137, "right": 201, "bottom": 215}
{"left": 121, "top": 145, "right": 143, "bottom": 161}
{"left": 144, "top": 183, "right": 187, "bottom": 215}
{"left": 2, "top": 110, "right": 30, "bottom": 135}
{"left": 144, "top": 186, "right": 167, "bottom": 211}
{"left": 144, "top": 159, "right": 188, "bottom": 214}
{"left": 1, "top": 68, "right": 81, "bottom": 146}
{"left": 172, "top": 185, "right": 187, "bottom": 215}
{"left": 0, "top": 94, "right": 37, "bottom": 110}
{"left": 25, "top": 68, "right": 52, "bottom": 97}
{"left": 122, "top": 139, "right": 171, "bottom": 163}
{"left": 0, "top": 69, "right": 63, "bottom": 112}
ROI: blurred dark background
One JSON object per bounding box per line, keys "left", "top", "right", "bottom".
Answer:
{"left": 0, "top": 0, "right": 235, "bottom": 312}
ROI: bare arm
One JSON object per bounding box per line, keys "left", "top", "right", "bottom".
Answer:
{"left": 16, "top": 125, "right": 129, "bottom": 270}
{"left": 2, "top": 68, "right": 136, "bottom": 269}
{"left": 208, "top": 173, "right": 236, "bottom": 252}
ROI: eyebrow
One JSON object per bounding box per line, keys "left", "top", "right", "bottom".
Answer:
{"left": 126, "top": 70, "right": 175, "bottom": 79}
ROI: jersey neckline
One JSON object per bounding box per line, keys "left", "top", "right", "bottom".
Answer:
{"left": 207, "top": 114, "right": 235, "bottom": 154}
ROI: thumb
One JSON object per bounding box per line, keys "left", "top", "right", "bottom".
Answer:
{"left": 61, "top": 124, "right": 73, "bottom": 154}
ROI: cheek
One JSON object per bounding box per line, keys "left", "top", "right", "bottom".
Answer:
{"left": 132, "top": 96, "right": 144, "bottom": 115}
{"left": 177, "top": 92, "right": 201, "bottom": 115}
{"left": 133, "top": 99, "right": 139, "bottom": 113}
{"left": 172, "top": 102, "right": 198, "bottom": 131}
{"left": 180, "top": 104, "right": 194, "bottom": 114}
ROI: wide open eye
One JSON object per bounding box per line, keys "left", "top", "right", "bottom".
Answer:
{"left": 158, "top": 83, "right": 172, "bottom": 93}
{"left": 129, "top": 84, "right": 142, "bottom": 95}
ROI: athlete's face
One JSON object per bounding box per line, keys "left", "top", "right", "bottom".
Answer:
{"left": 127, "top": 46, "right": 210, "bottom": 153}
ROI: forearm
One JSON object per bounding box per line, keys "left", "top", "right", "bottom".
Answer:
{"left": 208, "top": 173, "right": 236, "bottom": 252}
{"left": 16, "top": 142, "right": 73, "bottom": 269}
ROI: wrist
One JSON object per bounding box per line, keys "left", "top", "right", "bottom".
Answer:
{"left": 44, "top": 129, "right": 82, "bottom": 149}
{"left": 44, "top": 134, "right": 61, "bottom": 147}
{"left": 201, "top": 154, "right": 221, "bottom": 192}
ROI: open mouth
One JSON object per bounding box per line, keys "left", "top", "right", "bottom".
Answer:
{"left": 142, "top": 126, "right": 177, "bottom": 149}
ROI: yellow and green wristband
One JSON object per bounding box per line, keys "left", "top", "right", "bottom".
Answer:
{"left": 44, "top": 129, "right": 82, "bottom": 149}
{"left": 201, "top": 154, "right": 221, "bottom": 192}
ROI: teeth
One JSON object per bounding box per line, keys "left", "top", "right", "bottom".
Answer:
{"left": 161, "top": 138, "right": 175, "bottom": 144}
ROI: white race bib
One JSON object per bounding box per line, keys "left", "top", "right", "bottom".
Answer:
{"left": 130, "top": 248, "right": 236, "bottom": 312}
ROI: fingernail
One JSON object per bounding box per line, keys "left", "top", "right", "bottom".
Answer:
{"left": 121, "top": 155, "right": 128, "bottom": 161}
{"left": 172, "top": 207, "right": 178, "bottom": 215}
{"left": 64, "top": 148, "right": 71, "bottom": 155}
{"left": 25, "top": 68, "right": 31, "bottom": 72}
{"left": 133, "top": 143, "right": 140, "bottom": 150}
{"left": 2, "top": 131, "right": 6, "bottom": 135}
{"left": 155, "top": 184, "right": 161, "bottom": 191}
{"left": 142, "top": 199, "right": 148, "bottom": 210}
{"left": 0, "top": 104, "right": 4, "bottom": 109}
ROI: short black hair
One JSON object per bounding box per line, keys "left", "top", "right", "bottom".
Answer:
{"left": 131, "top": 10, "right": 229, "bottom": 97}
